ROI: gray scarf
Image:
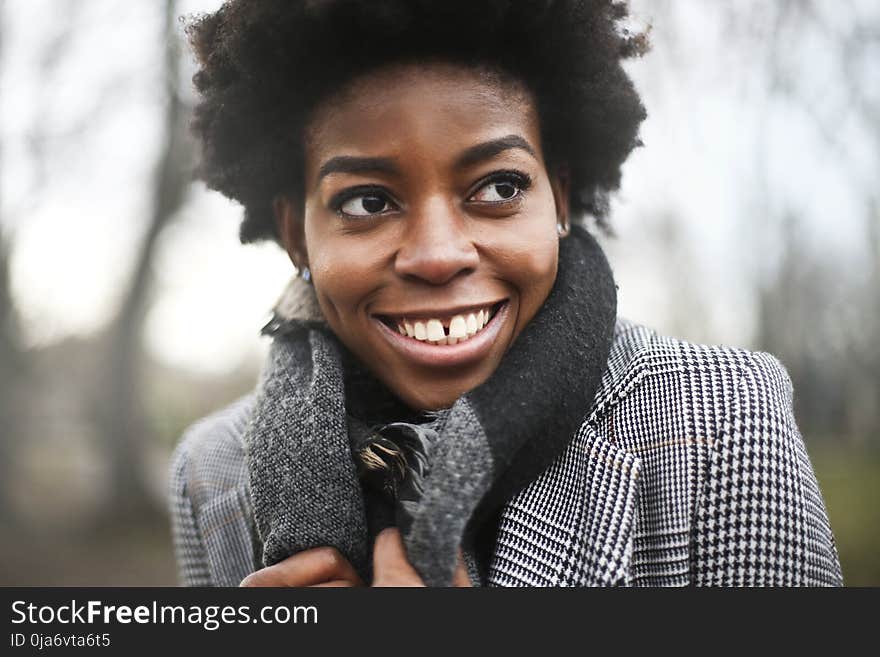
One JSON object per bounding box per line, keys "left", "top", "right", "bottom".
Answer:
{"left": 245, "top": 226, "right": 617, "bottom": 586}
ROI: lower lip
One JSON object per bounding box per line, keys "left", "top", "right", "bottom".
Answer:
{"left": 372, "top": 302, "right": 510, "bottom": 368}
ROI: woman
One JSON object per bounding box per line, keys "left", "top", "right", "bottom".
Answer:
{"left": 169, "top": 0, "right": 842, "bottom": 587}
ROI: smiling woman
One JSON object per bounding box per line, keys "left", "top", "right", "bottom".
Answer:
{"left": 169, "top": 0, "right": 843, "bottom": 588}
{"left": 278, "top": 63, "right": 564, "bottom": 410}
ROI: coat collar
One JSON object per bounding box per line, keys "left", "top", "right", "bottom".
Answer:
{"left": 212, "top": 400, "right": 641, "bottom": 588}
{"left": 261, "top": 276, "right": 324, "bottom": 334}
{"left": 260, "top": 277, "right": 641, "bottom": 587}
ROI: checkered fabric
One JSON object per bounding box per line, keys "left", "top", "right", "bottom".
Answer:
{"left": 168, "top": 320, "right": 843, "bottom": 587}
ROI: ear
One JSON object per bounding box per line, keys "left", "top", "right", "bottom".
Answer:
{"left": 548, "top": 164, "right": 571, "bottom": 238}
{"left": 273, "top": 195, "right": 309, "bottom": 271}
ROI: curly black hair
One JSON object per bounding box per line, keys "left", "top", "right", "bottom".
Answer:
{"left": 186, "top": 0, "right": 649, "bottom": 243}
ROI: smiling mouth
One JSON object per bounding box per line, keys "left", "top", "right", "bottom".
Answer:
{"left": 375, "top": 301, "right": 505, "bottom": 346}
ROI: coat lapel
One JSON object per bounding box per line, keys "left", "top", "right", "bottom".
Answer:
{"left": 488, "top": 424, "right": 642, "bottom": 587}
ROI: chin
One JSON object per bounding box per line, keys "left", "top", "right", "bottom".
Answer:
{"left": 391, "top": 382, "right": 467, "bottom": 413}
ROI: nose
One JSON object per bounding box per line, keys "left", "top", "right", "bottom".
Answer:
{"left": 393, "top": 197, "right": 479, "bottom": 285}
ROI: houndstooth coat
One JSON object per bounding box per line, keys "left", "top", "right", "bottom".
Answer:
{"left": 168, "top": 317, "right": 843, "bottom": 587}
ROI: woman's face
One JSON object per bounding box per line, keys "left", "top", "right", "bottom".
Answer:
{"left": 275, "top": 62, "right": 567, "bottom": 410}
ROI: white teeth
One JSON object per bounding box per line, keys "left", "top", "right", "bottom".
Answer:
{"left": 448, "top": 315, "right": 468, "bottom": 339}
{"left": 466, "top": 313, "right": 478, "bottom": 336}
{"left": 393, "top": 304, "right": 499, "bottom": 345}
{"left": 426, "top": 319, "right": 445, "bottom": 342}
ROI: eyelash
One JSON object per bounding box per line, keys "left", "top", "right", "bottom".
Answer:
{"left": 329, "top": 185, "right": 394, "bottom": 219}
{"left": 468, "top": 170, "right": 532, "bottom": 203}
{"left": 328, "top": 170, "right": 533, "bottom": 220}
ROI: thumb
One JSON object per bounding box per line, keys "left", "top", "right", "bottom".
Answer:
{"left": 371, "top": 527, "right": 425, "bottom": 587}
{"left": 452, "top": 549, "right": 473, "bottom": 587}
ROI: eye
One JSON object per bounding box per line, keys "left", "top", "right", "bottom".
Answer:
{"left": 340, "top": 194, "right": 391, "bottom": 216}
{"left": 332, "top": 187, "right": 397, "bottom": 218}
{"left": 469, "top": 172, "right": 531, "bottom": 203}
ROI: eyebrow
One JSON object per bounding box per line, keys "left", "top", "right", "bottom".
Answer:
{"left": 454, "top": 134, "right": 538, "bottom": 169}
{"left": 315, "top": 134, "right": 538, "bottom": 187}
{"left": 316, "top": 156, "right": 399, "bottom": 185}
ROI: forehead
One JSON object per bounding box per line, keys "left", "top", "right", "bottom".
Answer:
{"left": 304, "top": 62, "right": 542, "bottom": 166}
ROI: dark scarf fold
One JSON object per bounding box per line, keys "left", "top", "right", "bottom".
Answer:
{"left": 245, "top": 226, "right": 617, "bottom": 586}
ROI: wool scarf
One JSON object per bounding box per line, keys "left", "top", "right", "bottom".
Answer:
{"left": 245, "top": 225, "right": 617, "bottom": 586}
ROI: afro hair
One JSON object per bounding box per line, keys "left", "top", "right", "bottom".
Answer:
{"left": 186, "top": 0, "right": 649, "bottom": 243}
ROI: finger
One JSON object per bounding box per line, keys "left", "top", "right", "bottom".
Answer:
{"left": 312, "top": 579, "right": 361, "bottom": 587}
{"left": 452, "top": 549, "right": 473, "bottom": 588}
{"left": 371, "top": 527, "right": 425, "bottom": 587}
{"left": 240, "top": 547, "right": 364, "bottom": 587}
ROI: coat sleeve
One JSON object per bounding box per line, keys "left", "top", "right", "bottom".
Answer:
{"left": 168, "top": 434, "right": 214, "bottom": 587}
{"left": 691, "top": 351, "right": 843, "bottom": 586}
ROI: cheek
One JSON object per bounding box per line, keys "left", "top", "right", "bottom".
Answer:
{"left": 503, "top": 186, "right": 560, "bottom": 281}
{"left": 303, "top": 223, "right": 383, "bottom": 323}
{"left": 311, "top": 254, "right": 375, "bottom": 324}
{"left": 496, "top": 223, "right": 559, "bottom": 325}
{"left": 490, "top": 209, "right": 559, "bottom": 289}
{"left": 515, "top": 236, "right": 559, "bottom": 295}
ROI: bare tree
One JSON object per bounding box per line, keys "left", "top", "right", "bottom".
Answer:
{"left": 736, "top": 1, "right": 880, "bottom": 442}
{"left": 97, "top": 0, "right": 192, "bottom": 520}
{"left": 0, "top": 228, "right": 22, "bottom": 522}
{"left": 632, "top": 0, "right": 880, "bottom": 442}
{"left": 0, "top": 0, "right": 21, "bottom": 522}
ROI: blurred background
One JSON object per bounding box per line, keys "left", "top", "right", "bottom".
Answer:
{"left": 0, "top": 0, "right": 877, "bottom": 586}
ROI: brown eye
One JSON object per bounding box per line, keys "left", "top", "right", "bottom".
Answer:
{"left": 340, "top": 194, "right": 391, "bottom": 217}
{"left": 471, "top": 182, "right": 517, "bottom": 202}
{"left": 468, "top": 172, "right": 531, "bottom": 203}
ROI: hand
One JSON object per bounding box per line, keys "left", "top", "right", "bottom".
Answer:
{"left": 371, "top": 527, "right": 472, "bottom": 587}
{"left": 239, "top": 528, "right": 473, "bottom": 587}
{"left": 239, "top": 546, "right": 365, "bottom": 587}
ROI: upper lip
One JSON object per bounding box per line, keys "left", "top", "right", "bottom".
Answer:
{"left": 372, "top": 299, "right": 506, "bottom": 320}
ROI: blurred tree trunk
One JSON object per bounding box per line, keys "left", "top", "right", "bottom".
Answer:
{"left": 0, "top": 228, "right": 21, "bottom": 523}
{"left": 717, "top": 0, "right": 880, "bottom": 444}
{"left": 0, "top": 0, "right": 19, "bottom": 523}
{"left": 98, "top": 0, "right": 191, "bottom": 521}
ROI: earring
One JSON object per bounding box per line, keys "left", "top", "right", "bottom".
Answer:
{"left": 300, "top": 266, "right": 311, "bottom": 283}
{"left": 556, "top": 221, "right": 569, "bottom": 237}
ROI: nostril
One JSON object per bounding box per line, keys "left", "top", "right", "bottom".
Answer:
{"left": 394, "top": 247, "right": 479, "bottom": 285}
{"left": 393, "top": 221, "right": 479, "bottom": 284}
{"left": 400, "top": 268, "right": 475, "bottom": 287}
